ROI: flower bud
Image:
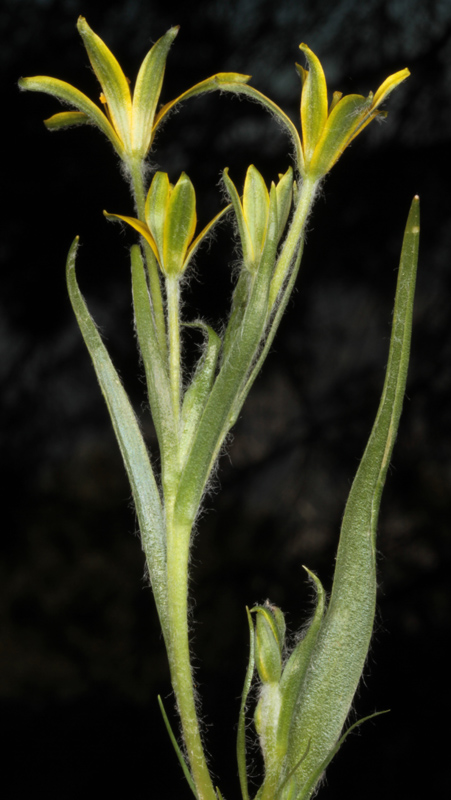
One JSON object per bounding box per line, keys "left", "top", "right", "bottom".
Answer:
{"left": 253, "top": 602, "right": 286, "bottom": 684}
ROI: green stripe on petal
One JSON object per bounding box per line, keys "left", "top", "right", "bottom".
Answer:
{"left": 145, "top": 172, "right": 171, "bottom": 263}
{"left": 19, "top": 76, "right": 123, "bottom": 154}
{"left": 299, "top": 44, "right": 328, "bottom": 166}
{"left": 131, "top": 26, "right": 179, "bottom": 156}
{"left": 77, "top": 16, "right": 133, "bottom": 150}
{"left": 243, "top": 166, "right": 270, "bottom": 264}
{"left": 163, "top": 173, "right": 197, "bottom": 276}
{"left": 308, "top": 94, "right": 369, "bottom": 179}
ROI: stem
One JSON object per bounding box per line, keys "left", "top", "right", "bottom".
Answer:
{"left": 166, "top": 275, "right": 181, "bottom": 429}
{"left": 165, "top": 512, "right": 217, "bottom": 800}
{"left": 127, "top": 156, "right": 167, "bottom": 359}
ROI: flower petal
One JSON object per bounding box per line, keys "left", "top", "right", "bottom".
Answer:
{"left": 44, "top": 111, "right": 90, "bottom": 130}
{"left": 145, "top": 172, "right": 171, "bottom": 260}
{"left": 131, "top": 26, "right": 179, "bottom": 156}
{"left": 243, "top": 165, "right": 270, "bottom": 263}
{"left": 164, "top": 172, "right": 197, "bottom": 275}
{"left": 77, "top": 17, "right": 133, "bottom": 150}
{"left": 223, "top": 168, "right": 255, "bottom": 270}
{"left": 372, "top": 67, "right": 410, "bottom": 110}
{"left": 103, "top": 211, "right": 159, "bottom": 258}
{"left": 308, "top": 93, "right": 369, "bottom": 178}
{"left": 299, "top": 44, "right": 328, "bottom": 166}
{"left": 18, "top": 75, "right": 122, "bottom": 153}
{"left": 153, "top": 72, "right": 251, "bottom": 134}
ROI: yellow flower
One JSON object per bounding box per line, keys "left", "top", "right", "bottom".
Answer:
{"left": 105, "top": 171, "right": 229, "bottom": 277}
{"left": 19, "top": 17, "right": 250, "bottom": 164}
{"left": 296, "top": 44, "right": 410, "bottom": 179}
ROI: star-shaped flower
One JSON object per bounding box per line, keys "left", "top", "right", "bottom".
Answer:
{"left": 19, "top": 17, "right": 250, "bottom": 166}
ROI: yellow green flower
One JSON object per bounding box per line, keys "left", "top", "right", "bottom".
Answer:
{"left": 19, "top": 17, "right": 250, "bottom": 164}
{"left": 296, "top": 44, "right": 410, "bottom": 179}
{"left": 229, "top": 45, "right": 409, "bottom": 181}
{"left": 105, "top": 171, "right": 229, "bottom": 277}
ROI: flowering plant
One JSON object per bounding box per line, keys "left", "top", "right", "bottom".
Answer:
{"left": 20, "top": 18, "right": 419, "bottom": 800}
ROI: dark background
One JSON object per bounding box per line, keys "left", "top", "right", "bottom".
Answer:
{"left": 2, "top": 0, "right": 450, "bottom": 797}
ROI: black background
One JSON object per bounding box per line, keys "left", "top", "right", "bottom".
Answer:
{"left": 2, "top": 0, "right": 450, "bottom": 797}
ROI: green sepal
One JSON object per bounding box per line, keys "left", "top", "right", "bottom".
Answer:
{"left": 221, "top": 269, "right": 251, "bottom": 365}
{"left": 158, "top": 695, "right": 198, "bottom": 799}
{"left": 180, "top": 322, "right": 222, "bottom": 467}
{"left": 298, "top": 44, "right": 328, "bottom": 166}
{"left": 164, "top": 172, "right": 197, "bottom": 276}
{"left": 243, "top": 165, "right": 270, "bottom": 266}
{"left": 130, "top": 245, "right": 176, "bottom": 475}
{"left": 309, "top": 94, "right": 371, "bottom": 179}
{"left": 77, "top": 16, "right": 133, "bottom": 151}
{"left": 131, "top": 26, "right": 179, "bottom": 156}
{"left": 237, "top": 608, "right": 256, "bottom": 800}
{"left": 184, "top": 203, "right": 231, "bottom": 272}
{"left": 145, "top": 171, "right": 170, "bottom": 262}
{"left": 66, "top": 238, "right": 168, "bottom": 640}
{"left": 223, "top": 168, "right": 254, "bottom": 269}
{"left": 18, "top": 75, "right": 123, "bottom": 154}
{"left": 44, "top": 110, "right": 90, "bottom": 130}
{"left": 285, "top": 197, "right": 419, "bottom": 797}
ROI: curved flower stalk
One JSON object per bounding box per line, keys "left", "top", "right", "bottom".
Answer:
{"left": 228, "top": 43, "right": 409, "bottom": 179}
{"left": 21, "top": 19, "right": 417, "bottom": 800}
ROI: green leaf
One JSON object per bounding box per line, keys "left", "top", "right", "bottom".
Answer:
{"left": 237, "top": 608, "right": 256, "bottom": 800}
{"left": 130, "top": 245, "right": 177, "bottom": 478}
{"left": 180, "top": 323, "right": 222, "bottom": 467}
{"left": 276, "top": 569, "right": 325, "bottom": 761}
{"left": 285, "top": 197, "right": 419, "bottom": 797}
{"left": 296, "top": 711, "right": 390, "bottom": 800}
{"left": 77, "top": 16, "right": 133, "bottom": 150}
{"left": 158, "top": 695, "right": 198, "bottom": 799}
{"left": 132, "top": 26, "right": 179, "bottom": 156}
{"left": 66, "top": 238, "right": 168, "bottom": 637}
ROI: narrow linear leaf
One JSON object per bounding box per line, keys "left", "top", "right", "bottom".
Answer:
{"left": 158, "top": 696, "right": 198, "bottom": 799}
{"left": 66, "top": 238, "right": 168, "bottom": 635}
{"left": 237, "top": 608, "right": 256, "bottom": 800}
{"left": 130, "top": 245, "right": 176, "bottom": 471}
{"left": 286, "top": 197, "right": 420, "bottom": 795}
{"left": 297, "top": 711, "right": 390, "bottom": 800}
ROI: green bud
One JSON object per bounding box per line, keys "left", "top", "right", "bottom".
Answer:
{"left": 253, "top": 602, "right": 286, "bottom": 684}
